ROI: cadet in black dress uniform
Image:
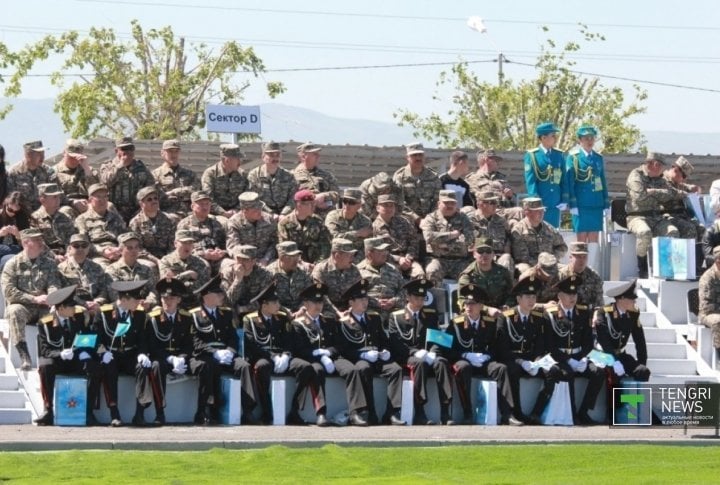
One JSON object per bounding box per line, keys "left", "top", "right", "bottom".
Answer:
{"left": 35, "top": 285, "right": 102, "bottom": 426}
{"left": 543, "top": 275, "right": 604, "bottom": 425}
{"left": 388, "top": 278, "right": 451, "bottom": 425}
{"left": 144, "top": 278, "right": 193, "bottom": 425}
{"left": 243, "top": 282, "right": 323, "bottom": 425}
{"left": 96, "top": 280, "right": 151, "bottom": 427}
{"left": 445, "top": 284, "right": 521, "bottom": 425}
{"left": 188, "top": 274, "right": 256, "bottom": 425}
{"left": 334, "top": 279, "right": 405, "bottom": 426}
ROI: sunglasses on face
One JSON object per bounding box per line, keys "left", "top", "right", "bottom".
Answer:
{"left": 71, "top": 243, "right": 89, "bottom": 249}
{"left": 119, "top": 146, "right": 135, "bottom": 153}
{"left": 480, "top": 200, "right": 497, "bottom": 205}
{"left": 476, "top": 248, "right": 493, "bottom": 254}
{"left": 143, "top": 196, "right": 159, "bottom": 202}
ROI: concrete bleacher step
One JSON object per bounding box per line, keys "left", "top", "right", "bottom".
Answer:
{"left": 0, "top": 356, "right": 4, "bottom": 373}
{"left": 0, "top": 390, "right": 28, "bottom": 408}
{"left": 643, "top": 327, "right": 678, "bottom": 343}
{"left": 627, "top": 342, "right": 686, "bottom": 359}
{"left": 639, "top": 312, "right": 656, "bottom": 327}
{"left": 0, "top": 374, "right": 19, "bottom": 391}
{"left": 0, "top": 408, "right": 32, "bottom": 424}
{"left": 649, "top": 375, "right": 720, "bottom": 385}
{"left": 647, "top": 358, "right": 697, "bottom": 375}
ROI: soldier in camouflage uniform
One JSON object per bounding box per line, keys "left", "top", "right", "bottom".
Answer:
{"left": 176, "top": 191, "right": 228, "bottom": 274}
{"left": 662, "top": 156, "right": 703, "bottom": 240}
{"left": 7, "top": 140, "right": 58, "bottom": 212}
{"left": 458, "top": 237, "right": 515, "bottom": 309}
{"left": 393, "top": 143, "right": 442, "bottom": 226}
{"left": 31, "top": 183, "right": 75, "bottom": 259}
{"left": 200, "top": 143, "right": 249, "bottom": 218}
{"left": 266, "top": 241, "right": 314, "bottom": 312}
{"left": 99, "top": 137, "right": 155, "bottom": 223}
{"left": 159, "top": 230, "right": 211, "bottom": 304}
{"left": 511, "top": 198, "right": 568, "bottom": 274}
{"left": 359, "top": 172, "right": 404, "bottom": 220}
{"left": 1, "top": 228, "right": 61, "bottom": 369}
{"left": 128, "top": 186, "right": 176, "bottom": 264}
{"left": 293, "top": 142, "right": 340, "bottom": 218}
{"left": 372, "top": 194, "right": 424, "bottom": 279}
{"left": 226, "top": 192, "right": 278, "bottom": 266}
{"left": 53, "top": 139, "right": 99, "bottom": 217}
{"left": 699, "top": 246, "right": 720, "bottom": 360}
{"left": 462, "top": 190, "right": 514, "bottom": 270}
{"left": 466, "top": 149, "right": 518, "bottom": 209}
{"left": 626, "top": 152, "right": 687, "bottom": 277}
{"left": 325, "top": 188, "right": 373, "bottom": 263}
{"left": 152, "top": 139, "right": 201, "bottom": 220}
{"left": 75, "top": 183, "right": 128, "bottom": 268}
{"left": 312, "top": 238, "right": 362, "bottom": 314}
{"left": 220, "top": 245, "right": 273, "bottom": 316}
{"left": 106, "top": 232, "right": 158, "bottom": 308}
{"left": 57, "top": 233, "right": 111, "bottom": 314}
{"left": 558, "top": 242, "right": 604, "bottom": 308}
{"left": 421, "top": 190, "right": 474, "bottom": 286}
{"left": 247, "top": 142, "right": 298, "bottom": 216}
{"left": 357, "top": 237, "right": 405, "bottom": 321}
{"left": 277, "top": 190, "right": 331, "bottom": 267}
{"left": 519, "top": 252, "right": 560, "bottom": 305}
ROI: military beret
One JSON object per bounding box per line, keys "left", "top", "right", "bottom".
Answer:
{"left": 296, "top": 142, "right": 322, "bottom": 153}
{"left": 405, "top": 143, "right": 424, "bottom": 156}
{"left": 294, "top": 189, "right": 316, "bottom": 202}
{"left": 23, "top": 140, "right": 47, "bottom": 152}
{"left": 88, "top": 183, "right": 109, "bottom": 196}
{"left": 38, "top": 183, "right": 63, "bottom": 197}
{"left": 20, "top": 228, "right": 43, "bottom": 240}
{"left": 262, "top": 141, "right": 281, "bottom": 153}
{"left": 220, "top": 143, "right": 243, "bottom": 158}
{"left": 191, "top": 191, "right": 211, "bottom": 202}
{"left": 136, "top": 186, "right": 159, "bottom": 202}
{"left": 115, "top": 136, "right": 134, "bottom": 148}
{"left": 535, "top": 122, "right": 560, "bottom": 137}
{"left": 162, "top": 139, "right": 181, "bottom": 150}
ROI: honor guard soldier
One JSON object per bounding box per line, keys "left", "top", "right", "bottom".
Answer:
{"left": 144, "top": 278, "right": 194, "bottom": 426}
{"left": 595, "top": 279, "right": 650, "bottom": 382}
{"left": 96, "top": 280, "right": 151, "bottom": 427}
{"left": 334, "top": 279, "right": 405, "bottom": 426}
{"left": 188, "top": 275, "right": 256, "bottom": 425}
{"left": 289, "top": 283, "right": 338, "bottom": 426}
{"left": 35, "top": 285, "right": 102, "bottom": 426}
{"left": 524, "top": 122, "right": 567, "bottom": 227}
{"left": 497, "top": 275, "right": 549, "bottom": 425}
{"left": 446, "top": 284, "right": 520, "bottom": 426}
{"left": 544, "top": 275, "right": 604, "bottom": 425}
{"left": 388, "top": 278, "right": 452, "bottom": 425}
{"left": 243, "top": 282, "right": 324, "bottom": 425}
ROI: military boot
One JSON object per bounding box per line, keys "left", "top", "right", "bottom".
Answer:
{"left": 637, "top": 256, "right": 648, "bottom": 279}
{"left": 15, "top": 342, "right": 32, "bottom": 371}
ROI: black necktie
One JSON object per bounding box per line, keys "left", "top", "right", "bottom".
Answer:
{"left": 120, "top": 311, "right": 127, "bottom": 322}
{"left": 62, "top": 318, "right": 69, "bottom": 329}
{"left": 522, "top": 316, "right": 528, "bottom": 325}
{"left": 567, "top": 310, "right": 572, "bottom": 320}
{"left": 168, "top": 314, "right": 174, "bottom": 325}
{"left": 413, "top": 313, "right": 420, "bottom": 326}
{"left": 359, "top": 315, "right": 365, "bottom": 326}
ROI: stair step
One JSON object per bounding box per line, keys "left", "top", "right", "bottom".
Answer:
{"left": 643, "top": 327, "right": 678, "bottom": 343}
{"left": 0, "top": 374, "right": 19, "bottom": 391}
{"left": 627, "top": 343, "right": 686, "bottom": 359}
{"left": 0, "top": 357, "right": 5, "bottom": 373}
{"left": 649, "top": 375, "right": 720, "bottom": 385}
{"left": 0, "top": 390, "right": 27, "bottom": 408}
{"left": 647, "top": 358, "right": 696, "bottom": 375}
{"left": 0, "top": 408, "right": 32, "bottom": 425}
{"left": 639, "top": 312, "right": 656, "bottom": 327}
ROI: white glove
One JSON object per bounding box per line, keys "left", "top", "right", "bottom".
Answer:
{"left": 276, "top": 354, "right": 290, "bottom": 374}
{"left": 102, "top": 351, "right": 113, "bottom": 364}
{"left": 137, "top": 353, "right": 151, "bottom": 368}
{"left": 576, "top": 358, "right": 588, "bottom": 373}
{"left": 569, "top": 207, "right": 579, "bottom": 216}
{"left": 220, "top": 349, "right": 234, "bottom": 365}
{"left": 603, "top": 208, "right": 611, "bottom": 218}
{"left": 272, "top": 354, "right": 283, "bottom": 373}
{"left": 173, "top": 360, "right": 188, "bottom": 375}
{"left": 213, "top": 349, "right": 223, "bottom": 362}
{"left": 478, "top": 353, "right": 491, "bottom": 364}
{"left": 379, "top": 349, "right": 391, "bottom": 361}
{"left": 78, "top": 351, "right": 91, "bottom": 361}
{"left": 413, "top": 349, "right": 428, "bottom": 360}
{"left": 313, "top": 348, "right": 331, "bottom": 357}
{"left": 613, "top": 361, "right": 626, "bottom": 376}
{"left": 528, "top": 365, "right": 539, "bottom": 376}
{"left": 320, "top": 355, "right": 335, "bottom": 374}
{"left": 556, "top": 203, "right": 568, "bottom": 211}
{"left": 463, "top": 352, "right": 482, "bottom": 367}
{"left": 567, "top": 358, "right": 580, "bottom": 371}
{"left": 361, "top": 350, "right": 379, "bottom": 363}
{"left": 60, "top": 348, "right": 74, "bottom": 361}
{"left": 424, "top": 351, "right": 437, "bottom": 365}
{"left": 521, "top": 359, "right": 538, "bottom": 375}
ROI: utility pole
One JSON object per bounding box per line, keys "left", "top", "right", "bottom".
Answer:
{"left": 497, "top": 52, "right": 504, "bottom": 85}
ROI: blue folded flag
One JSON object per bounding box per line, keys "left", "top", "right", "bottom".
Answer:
{"left": 588, "top": 349, "right": 616, "bottom": 367}
{"left": 113, "top": 322, "right": 131, "bottom": 338}
{"left": 72, "top": 333, "right": 97, "bottom": 349}
{"left": 426, "top": 328, "right": 453, "bottom": 349}
{"left": 235, "top": 328, "right": 245, "bottom": 359}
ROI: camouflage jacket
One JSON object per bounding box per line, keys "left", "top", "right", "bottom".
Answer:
{"left": 57, "top": 257, "right": 111, "bottom": 305}
{"left": 30, "top": 206, "right": 75, "bottom": 252}
{"left": 311, "top": 260, "right": 361, "bottom": 308}
{"left": 465, "top": 170, "right": 516, "bottom": 208}
{"left": 292, "top": 165, "right": 340, "bottom": 195}
{"left": 75, "top": 207, "right": 128, "bottom": 253}
{"left": 176, "top": 214, "right": 227, "bottom": 254}
{"left": 221, "top": 261, "right": 273, "bottom": 310}
{"left": 1, "top": 251, "right": 61, "bottom": 304}
{"left": 278, "top": 212, "right": 331, "bottom": 264}
{"left": 226, "top": 212, "right": 278, "bottom": 263}
{"left": 510, "top": 218, "right": 567, "bottom": 265}
{"left": 393, "top": 165, "right": 442, "bottom": 221}
{"left": 247, "top": 165, "right": 298, "bottom": 215}
{"left": 159, "top": 250, "right": 211, "bottom": 295}
{"left": 324, "top": 209, "right": 372, "bottom": 259}
{"left": 462, "top": 207, "right": 511, "bottom": 254}
{"left": 7, "top": 162, "right": 58, "bottom": 211}
{"left": 200, "top": 161, "right": 249, "bottom": 215}
{"left": 558, "top": 264, "right": 604, "bottom": 308}
{"left": 128, "top": 210, "right": 177, "bottom": 259}
{"left": 457, "top": 261, "right": 515, "bottom": 308}
{"left": 625, "top": 165, "right": 684, "bottom": 216}
{"left": 99, "top": 158, "right": 155, "bottom": 221}
{"left": 106, "top": 259, "right": 158, "bottom": 307}
{"left": 372, "top": 214, "right": 419, "bottom": 259}
{"left": 357, "top": 259, "right": 405, "bottom": 310}
{"left": 266, "top": 261, "right": 314, "bottom": 312}
{"left": 53, "top": 160, "right": 99, "bottom": 201}
{"left": 420, "top": 209, "right": 474, "bottom": 258}
{"left": 153, "top": 163, "right": 200, "bottom": 217}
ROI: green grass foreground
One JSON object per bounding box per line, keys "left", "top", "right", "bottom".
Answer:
{"left": 0, "top": 444, "right": 718, "bottom": 484}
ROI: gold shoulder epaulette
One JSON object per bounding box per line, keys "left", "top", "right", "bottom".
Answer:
{"left": 135, "top": 304, "right": 144, "bottom": 311}
{"left": 277, "top": 311, "right": 287, "bottom": 316}
{"left": 100, "top": 304, "right": 114, "bottom": 312}
{"left": 74, "top": 305, "right": 85, "bottom": 314}
{"left": 179, "top": 309, "right": 191, "bottom": 316}
{"left": 503, "top": 309, "right": 516, "bottom": 318}
{"left": 245, "top": 311, "right": 259, "bottom": 319}
{"left": 483, "top": 315, "right": 496, "bottom": 322}
{"left": 453, "top": 315, "right": 464, "bottom": 324}
{"left": 423, "top": 308, "right": 436, "bottom": 313}
{"left": 40, "top": 315, "right": 54, "bottom": 325}
{"left": 148, "top": 308, "right": 162, "bottom": 318}
{"left": 545, "top": 305, "right": 559, "bottom": 313}
{"left": 190, "top": 307, "right": 202, "bottom": 314}
{"left": 391, "top": 309, "right": 404, "bottom": 316}
{"left": 367, "top": 311, "right": 379, "bottom": 316}
{"left": 531, "top": 310, "right": 545, "bottom": 318}
{"left": 603, "top": 305, "right": 614, "bottom": 312}
{"left": 576, "top": 304, "right": 588, "bottom": 310}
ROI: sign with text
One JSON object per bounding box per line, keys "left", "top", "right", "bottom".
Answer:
{"left": 205, "top": 104, "right": 261, "bottom": 134}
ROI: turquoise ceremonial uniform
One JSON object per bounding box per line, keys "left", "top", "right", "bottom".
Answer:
{"left": 524, "top": 145, "right": 566, "bottom": 227}
{"left": 564, "top": 148, "right": 609, "bottom": 232}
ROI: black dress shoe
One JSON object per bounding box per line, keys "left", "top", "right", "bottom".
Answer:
{"left": 131, "top": 413, "right": 146, "bottom": 427}
{"left": 34, "top": 410, "right": 54, "bottom": 426}
{"left": 413, "top": 408, "right": 436, "bottom": 425}
{"left": 527, "top": 413, "right": 543, "bottom": 425}
{"left": 315, "top": 413, "right": 329, "bottom": 427}
{"left": 194, "top": 411, "right": 209, "bottom": 426}
{"left": 500, "top": 414, "right": 524, "bottom": 426}
{"left": 348, "top": 411, "right": 368, "bottom": 426}
{"left": 153, "top": 413, "right": 166, "bottom": 426}
{"left": 576, "top": 411, "right": 600, "bottom": 425}
{"left": 241, "top": 412, "right": 260, "bottom": 425}
{"left": 86, "top": 412, "right": 99, "bottom": 426}
{"left": 389, "top": 412, "right": 406, "bottom": 426}
{"left": 286, "top": 410, "right": 306, "bottom": 425}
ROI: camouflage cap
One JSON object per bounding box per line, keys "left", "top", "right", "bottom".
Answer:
{"left": 23, "top": 140, "right": 47, "bottom": 152}
{"left": 117, "top": 232, "right": 141, "bottom": 245}
{"left": 20, "top": 228, "right": 43, "bottom": 240}
{"left": 332, "top": 238, "right": 357, "bottom": 253}
{"left": 233, "top": 244, "right": 257, "bottom": 259}
{"left": 277, "top": 241, "right": 302, "bottom": 256}
{"left": 405, "top": 143, "right": 425, "bottom": 156}
{"left": 538, "top": 252, "right": 558, "bottom": 272}
{"left": 474, "top": 237, "right": 493, "bottom": 251}
{"left": 220, "top": 143, "right": 243, "bottom": 158}
{"left": 522, "top": 197, "right": 545, "bottom": 210}
{"left": 115, "top": 136, "right": 134, "bottom": 148}
{"left": 65, "top": 139, "right": 86, "bottom": 156}
{"left": 37, "top": 183, "right": 63, "bottom": 197}
{"left": 87, "top": 183, "right": 109, "bottom": 196}
{"left": 439, "top": 189, "right": 458, "bottom": 202}
{"left": 377, "top": 194, "right": 397, "bottom": 205}
{"left": 69, "top": 233, "right": 90, "bottom": 244}
{"left": 645, "top": 151, "right": 666, "bottom": 165}
{"left": 673, "top": 156, "right": 694, "bottom": 178}
{"left": 296, "top": 142, "right": 322, "bottom": 153}
{"left": 364, "top": 237, "right": 390, "bottom": 251}
{"left": 174, "top": 230, "right": 195, "bottom": 242}
{"left": 262, "top": 141, "right": 281, "bottom": 153}
{"left": 569, "top": 241, "right": 589, "bottom": 254}
{"left": 342, "top": 188, "right": 362, "bottom": 201}
{"left": 238, "top": 191, "right": 262, "bottom": 209}
{"left": 479, "top": 148, "right": 502, "bottom": 160}
{"left": 372, "top": 172, "right": 393, "bottom": 187}
{"left": 136, "top": 185, "right": 159, "bottom": 202}
{"left": 190, "top": 190, "right": 211, "bottom": 202}
{"left": 162, "top": 139, "right": 181, "bottom": 150}
{"left": 478, "top": 190, "right": 499, "bottom": 202}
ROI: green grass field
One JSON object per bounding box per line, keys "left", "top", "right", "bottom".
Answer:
{"left": 0, "top": 444, "right": 718, "bottom": 484}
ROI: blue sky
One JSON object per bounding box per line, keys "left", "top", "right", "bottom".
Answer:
{"left": 2, "top": 0, "right": 720, "bottom": 136}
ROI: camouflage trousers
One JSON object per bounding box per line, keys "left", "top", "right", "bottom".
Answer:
{"left": 700, "top": 313, "right": 720, "bottom": 350}
{"left": 5, "top": 302, "right": 47, "bottom": 344}
{"left": 425, "top": 257, "right": 472, "bottom": 286}
{"left": 627, "top": 216, "right": 680, "bottom": 257}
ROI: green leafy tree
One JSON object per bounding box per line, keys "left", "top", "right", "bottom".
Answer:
{"left": 3, "top": 20, "right": 284, "bottom": 139}
{"left": 395, "top": 26, "right": 647, "bottom": 153}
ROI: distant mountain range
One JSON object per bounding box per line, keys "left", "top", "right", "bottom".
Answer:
{"left": 0, "top": 98, "right": 716, "bottom": 161}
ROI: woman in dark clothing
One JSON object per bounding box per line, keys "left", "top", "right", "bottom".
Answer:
{"left": 0, "top": 191, "right": 32, "bottom": 269}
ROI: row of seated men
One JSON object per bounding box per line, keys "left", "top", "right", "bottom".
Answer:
{"left": 34, "top": 269, "right": 649, "bottom": 427}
